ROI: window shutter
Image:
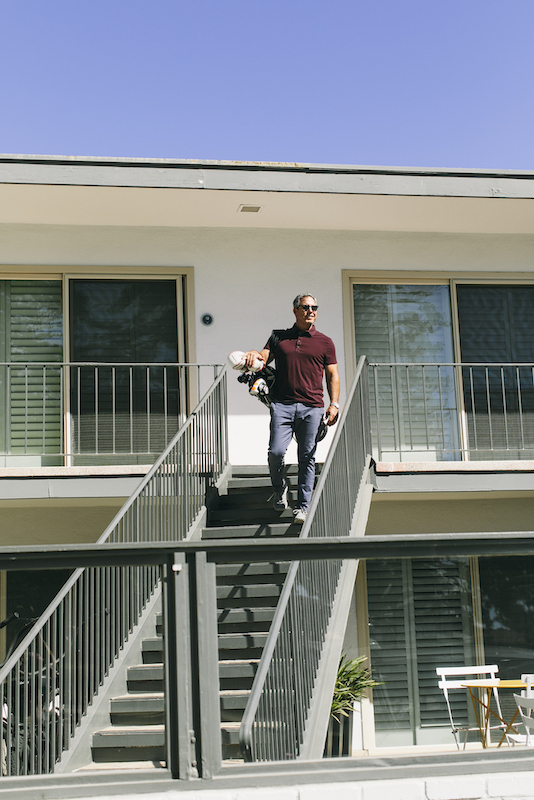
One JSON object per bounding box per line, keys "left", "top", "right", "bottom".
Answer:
{"left": 367, "top": 557, "right": 475, "bottom": 746}
{"left": 7, "top": 281, "right": 63, "bottom": 456}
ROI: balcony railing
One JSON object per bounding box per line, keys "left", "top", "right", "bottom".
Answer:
{"left": 369, "top": 362, "right": 534, "bottom": 462}
{"left": 0, "top": 362, "right": 222, "bottom": 465}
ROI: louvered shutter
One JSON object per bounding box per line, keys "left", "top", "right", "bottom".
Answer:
{"left": 366, "top": 559, "right": 413, "bottom": 742}
{"left": 6, "top": 281, "right": 63, "bottom": 458}
{"left": 367, "top": 557, "right": 475, "bottom": 746}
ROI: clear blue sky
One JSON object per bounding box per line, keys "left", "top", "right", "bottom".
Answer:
{"left": 2, "top": 0, "right": 533, "bottom": 170}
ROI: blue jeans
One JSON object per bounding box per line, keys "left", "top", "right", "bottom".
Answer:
{"left": 268, "top": 401, "right": 324, "bottom": 511}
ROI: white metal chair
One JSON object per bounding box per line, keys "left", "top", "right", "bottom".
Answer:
{"left": 512, "top": 693, "right": 534, "bottom": 747}
{"left": 436, "top": 664, "right": 506, "bottom": 749}
{"left": 520, "top": 673, "right": 534, "bottom": 698}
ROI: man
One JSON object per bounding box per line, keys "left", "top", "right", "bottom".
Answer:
{"left": 244, "top": 293, "right": 340, "bottom": 524}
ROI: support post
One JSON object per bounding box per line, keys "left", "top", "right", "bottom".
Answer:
{"left": 163, "top": 553, "right": 197, "bottom": 779}
{"left": 193, "top": 551, "right": 222, "bottom": 778}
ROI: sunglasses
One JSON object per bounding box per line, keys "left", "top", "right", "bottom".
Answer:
{"left": 298, "top": 305, "right": 318, "bottom": 312}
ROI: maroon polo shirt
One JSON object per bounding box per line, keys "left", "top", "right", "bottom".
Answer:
{"left": 264, "top": 325, "right": 337, "bottom": 407}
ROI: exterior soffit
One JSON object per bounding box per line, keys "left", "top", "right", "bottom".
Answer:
{"left": 0, "top": 183, "right": 534, "bottom": 234}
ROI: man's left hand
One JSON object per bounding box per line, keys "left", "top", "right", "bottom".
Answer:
{"left": 325, "top": 405, "right": 339, "bottom": 426}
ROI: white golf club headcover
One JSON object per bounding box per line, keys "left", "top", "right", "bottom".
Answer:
{"left": 228, "top": 351, "right": 264, "bottom": 372}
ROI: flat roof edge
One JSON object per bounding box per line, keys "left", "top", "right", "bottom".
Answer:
{"left": 1, "top": 153, "right": 534, "bottom": 181}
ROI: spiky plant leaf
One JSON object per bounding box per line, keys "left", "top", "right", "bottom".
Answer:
{"left": 331, "top": 655, "right": 381, "bottom": 722}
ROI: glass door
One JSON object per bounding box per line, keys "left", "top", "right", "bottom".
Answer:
{"left": 353, "top": 283, "right": 459, "bottom": 461}
{"left": 69, "top": 279, "right": 182, "bottom": 463}
{"left": 456, "top": 284, "right": 534, "bottom": 460}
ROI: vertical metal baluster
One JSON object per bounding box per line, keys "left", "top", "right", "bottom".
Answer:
{"left": 517, "top": 366, "right": 525, "bottom": 450}
{"left": 6, "top": 365, "right": 11, "bottom": 456}
{"left": 14, "top": 662, "right": 20, "bottom": 774}
{"left": 94, "top": 367, "right": 99, "bottom": 454}
{"left": 82, "top": 571, "right": 89, "bottom": 712}
{"left": 390, "top": 365, "right": 398, "bottom": 456}
{"left": 37, "top": 631, "right": 44, "bottom": 774}
{"left": 24, "top": 366, "right": 29, "bottom": 454}
{"left": 51, "top": 610, "right": 58, "bottom": 769}
{"left": 77, "top": 367, "right": 81, "bottom": 455}
{"left": 164, "top": 367, "right": 168, "bottom": 446}
{"left": 406, "top": 366, "right": 413, "bottom": 451}
{"left": 146, "top": 366, "right": 151, "bottom": 456}
{"left": 29, "top": 641, "right": 36, "bottom": 774}
{"left": 129, "top": 367, "right": 134, "bottom": 454}
{"left": 501, "top": 366, "right": 509, "bottom": 450}
{"left": 373, "top": 364, "right": 382, "bottom": 461}
{"left": 112, "top": 366, "right": 116, "bottom": 455}
{"left": 57, "top": 604, "right": 65, "bottom": 756}
{"left": 59, "top": 364, "right": 64, "bottom": 463}
{"left": 485, "top": 367, "right": 494, "bottom": 451}
{"left": 42, "top": 365, "right": 46, "bottom": 455}
{"left": 76, "top": 581, "right": 82, "bottom": 727}
{"left": 422, "top": 366, "right": 430, "bottom": 450}
{"left": 438, "top": 365, "right": 446, "bottom": 453}
{"left": 469, "top": 367, "right": 478, "bottom": 451}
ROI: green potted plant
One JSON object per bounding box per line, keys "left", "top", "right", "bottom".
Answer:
{"left": 326, "top": 655, "right": 380, "bottom": 756}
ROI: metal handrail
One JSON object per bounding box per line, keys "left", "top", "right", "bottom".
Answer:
{"left": 239, "top": 356, "right": 372, "bottom": 761}
{"left": 0, "top": 361, "right": 221, "bottom": 460}
{"left": 0, "top": 367, "right": 229, "bottom": 776}
{"left": 368, "top": 361, "right": 534, "bottom": 460}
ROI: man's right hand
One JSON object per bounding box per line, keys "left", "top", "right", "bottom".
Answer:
{"left": 244, "top": 350, "right": 265, "bottom": 369}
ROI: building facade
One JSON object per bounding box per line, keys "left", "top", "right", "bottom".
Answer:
{"left": 2, "top": 155, "right": 534, "bottom": 759}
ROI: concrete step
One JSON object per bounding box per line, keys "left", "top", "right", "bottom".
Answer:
{"left": 127, "top": 664, "right": 164, "bottom": 693}
{"left": 91, "top": 725, "right": 165, "bottom": 763}
{"left": 220, "top": 690, "right": 250, "bottom": 722}
{"left": 219, "top": 659, "right": 259, "bottom": 691}
{"left": 216, "top": 562, "right": 289, "bottom": 583}
{"left": 218, "top": 491, "right": 298, "bottom": 510}
{"left": 141, "top": 637, "right": 164, "bottom": 664}
{"left": 230, "top": 464, "right": 322, "bottom": 479}
{"left": 208, "top": 507, "right": 296, "bottom": 525}
{"left": 217, "top": 583, "right": 284, "bottom": 605}
{"left": 110, "top": 694, "right": 164, "bottom": 725}
{"left": 218, "top": 632, "right": 267, "bottom": 660}
{"left": 202, "top": 522, "right": 296, "bottom": 538}
{"left": 217, "top": 606, "right": 276, "bottom": 632}
{"left": 220, "top": 722, "right": 241, "bottom": 759}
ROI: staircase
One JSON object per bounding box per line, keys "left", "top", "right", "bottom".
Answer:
{"left": 90, "top": 465, "right": 302, "bottom": 765}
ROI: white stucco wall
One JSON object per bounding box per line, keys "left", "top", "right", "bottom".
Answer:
{"left": 2, "top": 223, "right": 534, "bottom": 464}
{"left": 39, "top": 771, "right": 534, "bottom": 800}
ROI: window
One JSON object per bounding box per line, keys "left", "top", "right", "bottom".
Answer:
{"left": 351, "top": 278, "right": 534, "bottom": 461}
{"left": 0, "top": 280, "right": 63, "bottom": 464}
{"left": 0, "top": 273, "right": 189, "bottom": 465}
{"left": 69, "top": 279, "right": 182, "bottom": 461}
{"left": 366, "top": 554, "right": 534, "bottom": 749}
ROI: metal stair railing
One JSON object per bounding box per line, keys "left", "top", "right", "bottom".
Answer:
{"left": 239, "top": 356, "right": 372, "bottom": 762}
{"left": 0, "top": 365, "right": 228, "bottom": 776}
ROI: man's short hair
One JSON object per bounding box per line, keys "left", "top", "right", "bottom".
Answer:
{"left": 293, "top": 293, "right": 317, "bottom": 309}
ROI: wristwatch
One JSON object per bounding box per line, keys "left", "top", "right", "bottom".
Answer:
{"left": 329, "top": 402, "right": 339, "bottom": 409}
